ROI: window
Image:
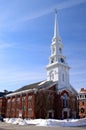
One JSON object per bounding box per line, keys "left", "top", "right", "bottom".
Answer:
{"left": 81, "top": 108, "right": 84, "bottom": 113}
{"left": 62, "top": 73, "right": 64, "bottom": 82}
{"left": 16, "top": 98, "right": 20, "bottom": 111}
{"left": 28, "top": 96, "right": 32, "bottom": 108}
{"left": 60, "top": 58, "right": 64, "bottom": 63}
{"left": 12, "top": 98, "right": 15, "bottom": 102}
{"left": 17, "top": 98, "right": 20, "bottom": 101}
{"left": 28, "top": 108, "right": 32, "bottom": 118}
{"left": 22, "top": 97, "right": 26, "bottom": 111}
{"left": 7, "top": 99, "right": 11, "bottom": 103}
{"left": 29, "top": 101, "right": 32, "bottom": 108}
{"left": 11, "top": 99, "right": 15, "bottom": 108}
{"left": 28, "top": 96, "right": 32, "bottom": 100}
{"left": 51, "top": 58, "right": 54, "bottom": 63}
{"left": 82, "top": 102, "right": 84, "bottom": 105}
{"left": 7, "top": 99, "right": 11, "bottom": 110}
{"left": 80, "top": 95, "right": 84, "bottom": 99}
{"left": 82, "top": 95, "right": 84, "bottom": 98}
{"left": 80, "top": 95, "right": 81, "bottom": 98}
{"left": 62, "top": 93, "right": 68, "bottom": 108}
{"left": 59, "top": 48, "right": 62, "bottom": 53}
{"left": 22, "top": 97, "right": 26, "bottom": 101}
{"left": 50, "top": 73, "right": 54, "bottom": 81}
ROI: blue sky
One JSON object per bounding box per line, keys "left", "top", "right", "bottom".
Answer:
{"left": 0, "top": 0, "right": 86, "bottom": 92}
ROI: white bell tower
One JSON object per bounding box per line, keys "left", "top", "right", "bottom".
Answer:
{"left": 46, "top": 10, "right": 70, "bottom": 89}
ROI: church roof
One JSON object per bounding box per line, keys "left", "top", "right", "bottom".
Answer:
{"left": 15, "top": 80, "right": 56, "bottom": 92}
{"left": 15, "top": 81, "right": 42, "bottom": 92}
{"left": 5, "top": 80, "right": 57, "bottom": 97}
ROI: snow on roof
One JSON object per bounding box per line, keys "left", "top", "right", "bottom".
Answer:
{"left": 5, "top": 88, "right": 37, "bottom": 97}
{"left": 38, "top": 80, "right": 47, "bottom": 86}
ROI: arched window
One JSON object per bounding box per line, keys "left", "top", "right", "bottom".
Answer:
{"left": 50, "top": 71, "right": 54, "bottom": 81}
{"left": 50, "top": 73, "right": 54, "bottom": 81}
{"left": 63, "top": 93, "right": 68, "bottom": 108}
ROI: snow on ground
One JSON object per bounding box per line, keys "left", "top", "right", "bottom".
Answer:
{"left": 4, "top": 118, "right": 86, "bottom": 127}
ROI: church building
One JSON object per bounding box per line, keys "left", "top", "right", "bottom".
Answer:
{"left": 0, "top": 10, "right": 78, "bottom": 119}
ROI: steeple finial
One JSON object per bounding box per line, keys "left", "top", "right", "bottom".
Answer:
{"left": 53, "top": 9, "right": 59, "bottom": 40}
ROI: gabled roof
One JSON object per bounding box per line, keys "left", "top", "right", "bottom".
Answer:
{"left": 58, "top": 84, "right": 78, "bottom": 96}
{"left": 15, "top": 80, "right": 56, "bottom": 92}
{"left": 5, "top": 80, "right": 57, "bottom": 97}
{"left": 15, "top": 81, "right": 42, "bottom": 92}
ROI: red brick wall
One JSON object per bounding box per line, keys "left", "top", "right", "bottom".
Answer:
{"left": 78, "top": 88, "right": 86, "bottom": 118}
{"left": 35, "top": 85, "right": 57, "bottom": 119}
{"left": 0, "top": 98, "right": 3, "bottom": 115}
{"left": 6, "top": 92, "right": 35, "bottom": 118}
{"left": 79, "top": 100, "right": 86, "bottom": 118}
{"left": 59, "top": 90, "right": 78, "bottom": 119}
{"left": 0, "top": 98, "right": 6, "bottom": 117}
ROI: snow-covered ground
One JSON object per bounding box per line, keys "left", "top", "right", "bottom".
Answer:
{"left": 4, "top": 118, "right": 86, "bottom": 127}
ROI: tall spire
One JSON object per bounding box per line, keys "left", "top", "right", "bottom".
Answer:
{"left": 46, "top": 9, "right": 70, "bottom": 85}
{"left": 53, "top": 9, "right": 60, "bottom": 40}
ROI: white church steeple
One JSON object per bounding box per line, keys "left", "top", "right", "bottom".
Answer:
{"left": 46, "top": 10, "right": 70, "bottom": 89}
{"left": 53, "top": 9, "right": 60, "bottom": 42}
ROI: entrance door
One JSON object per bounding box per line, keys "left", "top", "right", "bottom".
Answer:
{"left": 49, "top": 112, "right": 52, "bottom": 118}
{"left": 64, "top": 111, "right": 67, "bottom": 119}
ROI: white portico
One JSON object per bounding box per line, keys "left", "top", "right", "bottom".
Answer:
{"left": 46, "top": 10, "right": 70, "bottom": 89}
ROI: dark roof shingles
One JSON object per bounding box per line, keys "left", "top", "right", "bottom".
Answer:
{"left": 15, "top": 81, "right": 56, "bottom": 92}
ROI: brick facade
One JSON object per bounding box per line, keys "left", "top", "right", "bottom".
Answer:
{"left": 6, "top": 92, "right": 35, "bottom": 119}
{"left": 78, "top": 88, "right": 86, "bottom": 118}
{"left": 58, "top": 90, "right": 78, "bottom": 119}
{"left": 0, "top": 97, "right": 6, "bottom": 117}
